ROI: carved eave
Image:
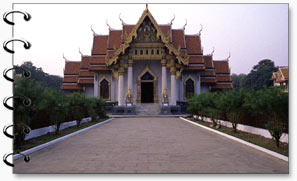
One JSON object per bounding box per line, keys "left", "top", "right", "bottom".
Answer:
{"left": 105, "top": 8, "right": 189, "bottom": 66}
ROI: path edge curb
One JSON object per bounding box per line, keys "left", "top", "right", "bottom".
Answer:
{"left": 180, "top": 117, "right": 288, "bottom": 162}
{"left": 13, "top": 118, "right": 114, "bottom": 161}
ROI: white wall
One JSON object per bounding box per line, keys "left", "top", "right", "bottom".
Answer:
{"left": 84, "top": 84, "right": 94, "bottom": 97}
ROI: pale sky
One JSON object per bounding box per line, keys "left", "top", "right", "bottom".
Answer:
{"left": 12, "top": 3, "right": 288, "bottom": 76}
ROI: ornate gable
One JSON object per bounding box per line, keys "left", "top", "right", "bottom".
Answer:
{"left": 105, "top": 7, "right": 189, "bottom": 66}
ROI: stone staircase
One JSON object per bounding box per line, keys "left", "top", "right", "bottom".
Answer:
{"left": 135, "top": 103, "right": 161, "bottom": 116}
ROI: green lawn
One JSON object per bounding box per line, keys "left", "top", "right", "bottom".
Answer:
{"left": 189, "top": 118, "right": 288, "bottom": 156}
{"left": 15, "top": 118, "right": 109, "bottom": 153}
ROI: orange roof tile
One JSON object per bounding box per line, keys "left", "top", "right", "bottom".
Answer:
{"left": 63, "top": 75, "right": 78, "bottom": 83}
{"left": 123, "top": 24, "right": 134, "bottom": 42}
{"left": 213, "top": 61, "right": 230, "bottom": 74}
{"left": 81, "top": 56, "right": 92, "bottom": 69}
{"left": 189, "top": 55, "right": 204, "bottom": 64}
{"left": 185, "top": 65, "right": 205, "bottom": 70}
{"left": 61, "top": 84, "right": 82, "bottom": 90}
{"left": 78, "top": 78, "right": 94, "bottom": 84}
{"left": 204, "top": 55, "right": 214, "bottom": 69}
{"left": 159, "top": 25, "right": 171, "bottom": 36}
{"left": 200, "top": 69, "right": 216, "bottom": 77}
{"left": 201, "top": 77, "right": 216, "bottom": 84}
{"left": 89, "top": 65, "right": 110, "bottom": 71}
{"left": 79, "top": 71, "right": 94, "bottom": 77}
{"left": 216, "top": 75, "right": 232, "bottom": 82}
{"left": 172, "top": 29, "right": 186, "bottom": 49}
{"left": 64, "top": 62, "right": 80, "bottom": 75}
{"left": 280, "top": 68, "right": 288, "bottom": 80}
{"left": 92, "top": 35, "right": 108, "bottom": 55}
{"left": 185, "top": 35, "right": 202, "bottom": 54}
{"left": 108, "top": 30, "right": 122, "bottom": 49}
{"left": 91, "top": 56, "right": 106, "bottom": 64}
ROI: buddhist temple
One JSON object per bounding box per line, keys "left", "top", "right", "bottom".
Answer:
{"left": 61, "top": 5, "right": 232, "bottom": 111}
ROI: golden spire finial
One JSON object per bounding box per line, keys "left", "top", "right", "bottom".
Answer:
{"left": 145, "top": 4, "right": 148, "bottom": 12}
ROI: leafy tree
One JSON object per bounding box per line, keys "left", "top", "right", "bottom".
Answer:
{"left": 248, "top": 87, "right": 288, "bottom": 147}
{"left": 67, "top": 92, "right": 86, "bottom": 127}
{"left": 15, "top": 61, "right": 63, "bottom": 90}
{"left": 243, "top": 59, "right": 277, "bottom": 90}
{"left": 222, "top": 89, "right": 247, "bottom": 132}
{"left": 231, "top": 73, "right": 247, "bottom": 90}
{"left": 187, "top": 93, "right": 209, "bottom": 121}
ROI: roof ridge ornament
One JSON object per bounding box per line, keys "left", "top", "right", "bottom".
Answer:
{"left": 226, "top": 52, "right": 231, "bottom": 61}
{"left": 183, "top": 19, "right": 187, "bottom": 30}
{"left": 170, "top": 14, "right": 175, "bottom": 25}
{"left": 63, "top": 53, "right": 67, "bottom": 62}
{"left": 145, "top": 4, "right": 148, "bottom": 12}
{"left": 79, "top": 48, "right": 84, "bottom": 57}
{"left": 106, "top": 19, "right": 113, "bottom": 31}
{"left": 211, "top": 47, "right": 215, "bottom": 56}
{"left": 198, "top": 24, "right": 203, "bottom": 36}
{"left": 119, "top": 13, "right": 126, "bottom": 25}
{"left": 91, "top": 25, "right": 99, "bottom": 36}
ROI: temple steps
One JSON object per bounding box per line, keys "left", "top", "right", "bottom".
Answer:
{"left": 135, "top": 103, "right": 161, "bottom": 115}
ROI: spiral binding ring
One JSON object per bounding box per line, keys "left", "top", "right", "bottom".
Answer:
{"left": 3, "top": 38, "right": 31, "bottom": 54}
{"left": 3, "top": 96, "right": 31, "bottom": 110}
{"left": 3, "top": 153, "right": 30, "bottom": 167}
{"left": 3, "top": 10, "right": 31, "bottom": 25}
{"left": 3, "top": 123, "right": 31, "bottom": 139}
{"left": 3, "top": 67, "right": 31, "bottom": 82}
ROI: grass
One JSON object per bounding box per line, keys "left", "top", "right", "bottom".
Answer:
{"left": 188, "top": 118, "right": 288, "bottom": 157}
{"left": 15, "top": 118, "right": 109, "bottom": 153}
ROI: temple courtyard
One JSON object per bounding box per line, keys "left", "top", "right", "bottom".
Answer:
{"left": 14, "top": 117, "right": 288, "bottom": 173}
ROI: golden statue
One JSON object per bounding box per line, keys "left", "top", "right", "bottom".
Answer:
{"left": 126, "top": 88, "right": 133, "bottom": 104}
{"left": 162, "top": 88, "right": 168, "bottom": 104}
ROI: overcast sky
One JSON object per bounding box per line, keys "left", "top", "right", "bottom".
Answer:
{"left": 13, "top": 3, "right": 288, "bottom": 76}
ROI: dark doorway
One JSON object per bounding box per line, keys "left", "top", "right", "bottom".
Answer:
{"left": 141, "top": 82, "right": 154, "bottom": 103}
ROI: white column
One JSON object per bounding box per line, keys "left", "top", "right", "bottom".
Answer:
{"left": 118, "top": 68, "right": 124, "bottom": 106}
{"left": 94, "top": 74, "right": 98, "bottom": 97}
{"left": 127, "top": 60, "right": 133, "bottom": 92}
{"left": 170, "top": 65, "right": 177, "bottom": 105}
{"left": 197, "top": 74, "right": 201, "bottom": 95}
{"left": 161, "top": 66, "right": 167, "bottom": 92}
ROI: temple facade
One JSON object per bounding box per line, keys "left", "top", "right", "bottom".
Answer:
{"left": 61, "top": 6, "right": 232, "bottom": 106}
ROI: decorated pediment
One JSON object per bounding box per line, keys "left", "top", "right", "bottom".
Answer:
{"left": 105, "top": 6, "right": 189, "bottom": 66}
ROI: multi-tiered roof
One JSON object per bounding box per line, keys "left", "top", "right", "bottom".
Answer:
{"left": 62, "top": 7, "right": 232, "bottom": 91}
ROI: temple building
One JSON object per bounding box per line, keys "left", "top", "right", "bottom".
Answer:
{"left": 61, "top": 6, "right": 232, "bottom": 107}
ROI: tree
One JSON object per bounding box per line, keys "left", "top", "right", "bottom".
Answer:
{"left": 67, "top": 92, "right": 86, "bottom": 127}
{"left": 222, "top": 89, "right": 247, "bottom": 132}
{"left": 243, "top": 59, "right": 277, "bottom": 90}
{"left": 231, "top": 73, "right": 247, "bottom": 90}
{"left": 250, "top": 87, "right": 288, "bottom": 147}
{"left": 15, "top": 61, "right": 63, "bottom": 90}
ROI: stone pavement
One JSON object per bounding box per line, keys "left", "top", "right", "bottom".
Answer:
{"left": 14, "top": 117, "right": 288, "bottom": 173}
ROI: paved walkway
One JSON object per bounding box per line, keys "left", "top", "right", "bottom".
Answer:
{"left": 14, "top": 117, "right": 288, "bottom": 173}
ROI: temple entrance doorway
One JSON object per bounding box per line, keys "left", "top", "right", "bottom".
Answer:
{"left": 141, "top": 72, "right": 154, "bottom": 103}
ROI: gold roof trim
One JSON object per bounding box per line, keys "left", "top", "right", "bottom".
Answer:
{"left": 105, "top": 7, "right": 189, "bottom": 66}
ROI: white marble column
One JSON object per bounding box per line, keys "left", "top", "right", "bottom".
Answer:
{"left": 94, "top": 74, "right": 98, "bottom": 97}
{"left": 170, "top": 67, "right": 177, "bottom": 105}
{"left": 127, "top": 60, "right": 133, "bottom": 93}
{"left": 161, "top": 59, "right": 167, "bottom": 92}
{"left": 118, "top": 68, "right": 124, "bottom": 106}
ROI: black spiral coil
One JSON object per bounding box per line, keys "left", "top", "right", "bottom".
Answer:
{"left": 2, "top": 10, "right": 32, "bottom": 167}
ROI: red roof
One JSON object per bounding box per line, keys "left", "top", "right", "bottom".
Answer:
{"left": 204, "top": 55, "right": 214, "bottom": 69}
{"left": 63, "top": 75, "right": 78, "bottom": 83}
{"left": 108, "top": 30, "right": 122, "bottom": 50}
{"left": 64, "top": 62, "right": 80, "bottom": 75}
{"left": 159, "top": 25, "right": 171, "bottom": 36}
{"left": 89, "top": 65, "right": 109, "bottom": 71}
{"left": 92, "top": 35, "right": 108, "bottom": 55}
{"left": 213, "top": 61, "right": 230, "bottom": 74}
{"left": 81, "top": 56, "right": 91, "bottom": 69}
{"left": 172, "top": 29, "right": 186, "bottom": 49}
{"left": 61, "top": 84, "right": 82, "bottom": 90}
{"left": 91, "top": 56, "right": 106, "bottom": 64}
{"left": 185, "top": 35, "right": 202, "bottom": 54}
{"left": 122, "top": 25, "right": 134, "bottom": 42}
{"left": 201, "top": 69, "right": 216, "bottom": 77}
{"left": 185, "top": 65, "right": 205, "bottom": 70}
{"left": 216, "top": 75, "right": 232, "bottom": 82}
{"left": 212, "top": 84, "right": 233, "bottom": 89}
{"left": 78, "top": 78, "right": 94, "bottom": 84}
{"left": 189, "top": 55, "right": 204, "bottom": 64}
{"left": 79, "top": 71, "right": 94, "bottom": 77}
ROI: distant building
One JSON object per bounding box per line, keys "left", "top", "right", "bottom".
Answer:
{"left": 271, "top": 66, "right": 288, "bottom": 92}
{"left": 61, "top": 6, "right": 232, "bottom": 106}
